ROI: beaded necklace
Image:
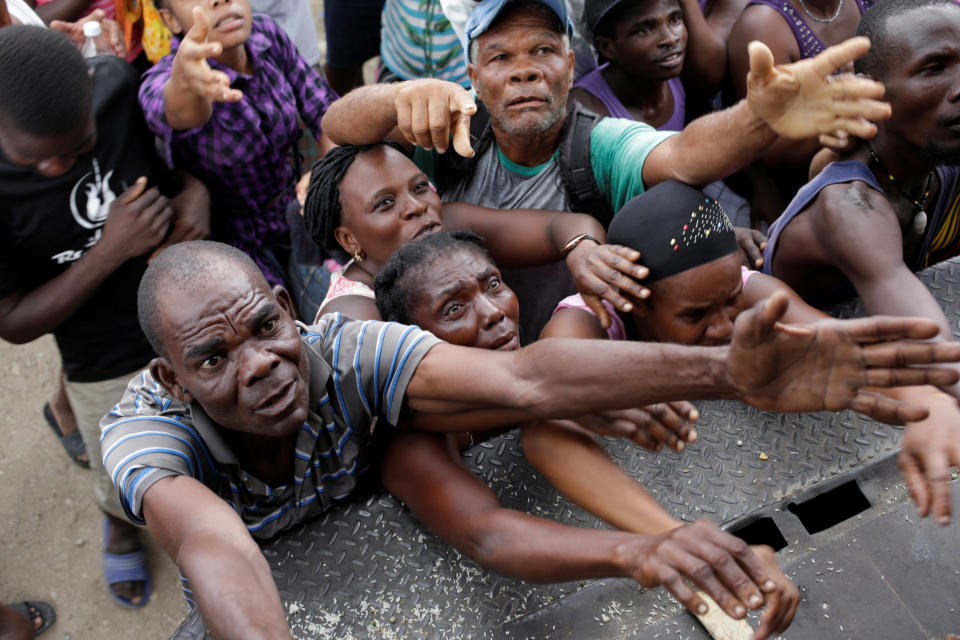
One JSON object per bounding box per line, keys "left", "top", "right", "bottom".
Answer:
{"left": 867, "top": 144, "right": 935, "bottom": 235}
{"left": 797, "top": 0, "right": 844, "bottom": 23}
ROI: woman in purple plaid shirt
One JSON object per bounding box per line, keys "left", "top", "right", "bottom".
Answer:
{"left": 139, "top": 0, "right": 336, "bottom": 313}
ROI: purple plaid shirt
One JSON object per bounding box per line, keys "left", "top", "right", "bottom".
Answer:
{"left": 139, "top": 13, "right": 337, "bottom": 286}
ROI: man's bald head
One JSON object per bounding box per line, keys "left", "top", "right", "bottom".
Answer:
{"left": 138, "top": 241, "right": 266, "bottom": 357}
{"left": 855, "top": 0, "right": 957, "bottom": 79}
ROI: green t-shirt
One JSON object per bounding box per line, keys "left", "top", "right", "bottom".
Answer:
{"left": 413, "top": 115, "right": 676, "bottom": 213}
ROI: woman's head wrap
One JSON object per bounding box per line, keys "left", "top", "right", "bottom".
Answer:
{"left": 607, "top": 180, "right": 738, "bottom": 283}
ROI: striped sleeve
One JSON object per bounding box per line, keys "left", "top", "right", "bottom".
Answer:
{"left": 100, "top": 370, "right": 211, "bottom": 524}
{"left": 306, "top": 315, "right": 442, "bottom": 427}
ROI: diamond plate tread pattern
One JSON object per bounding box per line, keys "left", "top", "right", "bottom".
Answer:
{"left": 222, "top": 258, "right": 960, "bottom": 639}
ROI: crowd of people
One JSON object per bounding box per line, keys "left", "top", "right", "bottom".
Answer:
{"left": 1, "top": 0, "right": 959, "bottom": 637}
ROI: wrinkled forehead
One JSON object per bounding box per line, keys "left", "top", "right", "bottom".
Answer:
{"left": 156, "top": 265, "right": 273, "bottom": 340}
{"left": 410, "top": 246, "right": 495, "bottom": 300}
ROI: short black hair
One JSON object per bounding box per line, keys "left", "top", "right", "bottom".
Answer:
{"left": 374, "top": 229, "right": 489, "bottom": 324}
{"left": 0, "top": 26, "right": 92, "bottom": 138}
{"left": 855, "top": 0, "right": 957, "bottom": 78}
{"left": 138, "top": 241, "right": 264, "bottom": 357}
{"left": 303, "top": 141, "right": 409, "bottom": 256}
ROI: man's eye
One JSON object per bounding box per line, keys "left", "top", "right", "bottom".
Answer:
{"left": 200, "top": 355, "right": 222, "bottom": 369}
{"left": 488, "top": 276, "right": 501, "bottom": 289}
{"left": 681, "top": 310, "right": 707, "bottom": 323}
{"left": 376, "top": 197, "right": 394, "bottom": 209}
{"left": 258, "top": 319, "right": 277, "bottom": 336}
{"left": 444, "top": 303, "right": 463, "bottom": 317}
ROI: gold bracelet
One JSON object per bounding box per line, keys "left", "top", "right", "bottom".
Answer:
{"left": 560, "top": 233, "right": 600, "bottom": 258}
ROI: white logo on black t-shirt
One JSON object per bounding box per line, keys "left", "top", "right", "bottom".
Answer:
{"left": 50, "top": 159, "right": 124, "bottom": 264}
{"left": 69, "top": 158, "right": 119, "bottom": 230}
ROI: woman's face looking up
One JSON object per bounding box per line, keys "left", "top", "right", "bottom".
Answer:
{"left": 336, "top": 145, "right": 443, "bottom": 271}
{"left": 633, "top": 252, "right": 745, "bottom": 346}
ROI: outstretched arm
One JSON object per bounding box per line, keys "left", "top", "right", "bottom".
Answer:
{"left": 407, "top": 292, "right": 960, "bottom": 425}
{"left": 747, "top": 268, "right": 960, "bottom": 525}
{"left": 812, "top": 182, "right": 960, "bottom": 390}
{"left": 143, "top": 476, "right": 293, "bottom": 640}
{"left": 642, "top": 37, "right": 890, "bottom": 188}
{"left": 381, "top": 429, "right": 794, "bottom": 637}
{"left": 321, "top": 79, "right": 477, "bottom": 155}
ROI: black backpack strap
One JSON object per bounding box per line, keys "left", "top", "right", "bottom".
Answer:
{"left": 558, "top": 104, "right": 616, "bottom": 227}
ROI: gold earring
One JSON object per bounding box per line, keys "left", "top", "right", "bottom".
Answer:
{"left": 353, "top": 249, "right": 365, "bottom": 263}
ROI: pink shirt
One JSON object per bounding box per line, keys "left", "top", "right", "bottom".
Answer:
{"left": 553, "top": 296, "right": 628, "bottom": 341}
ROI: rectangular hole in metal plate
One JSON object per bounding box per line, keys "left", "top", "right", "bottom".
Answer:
{"left": 787, "top": 480, "right": 871, "bottom": 535}
{"left": 728, "top": 517, "right": 788, "bottom": 552}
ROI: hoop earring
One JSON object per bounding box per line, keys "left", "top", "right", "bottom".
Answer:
{"left": 353, "top": 249, "right": 365, "bottom": 263}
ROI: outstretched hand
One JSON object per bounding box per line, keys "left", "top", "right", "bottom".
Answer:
{"left": 172, "top": 6, "right": 243, "bottom": 104}
{"left": 746, "top": 36, "right": 891, "bottom": 140}
{"left": 621, "top": 520, "right": 796, "bottom": 639}
{"left": 575, "top": 402, "right": 699, "bottom": 452}
{"left": 394, "top": 79, "right": 477, "bottom": 156}
{"left": 899, "top": 395, "right": 960, "bottom": 526}
{"left": 727, "top": 290, "right": 960, "bottom": 423}
{"left": 566, "top": 242, "right": 649, "bottom": 329}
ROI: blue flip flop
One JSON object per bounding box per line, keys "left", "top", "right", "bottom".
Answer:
{"left": 102, "top": 517, "right": 151, "bottom": 608}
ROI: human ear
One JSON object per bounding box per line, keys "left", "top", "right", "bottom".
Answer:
{"left": 150, "top": 357, "right": 193, "bottom": 404}
{"left": 467, "top": 62, "right": 477, "bottom": 90}
{"left": 334, "top": 225, "right": 360, "bottom": 257}
{"left": 158, "top": 7, "right": 183, "bottom": 35}
{"left": 273, "top": 285, "right": 298, "bottom": 321}
{"left": 595, "top": 36, "right": 616, "bottom": 61}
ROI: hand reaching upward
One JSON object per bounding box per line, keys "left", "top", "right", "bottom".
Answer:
{"left": 746, "top": 37, "right": 892, "bottom": 141}
{"left": 164, "top": 6, "right": 243, "bottom": 130}
{"left": 173, "top": 7, "right": 244, "bottom": 104}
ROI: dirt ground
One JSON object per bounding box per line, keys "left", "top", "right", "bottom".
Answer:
{"left": 0, "top": 3, "right": 330, "bottom": 639}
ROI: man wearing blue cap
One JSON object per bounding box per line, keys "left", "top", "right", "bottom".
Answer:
{"left": 322, "top": 0, "right": 891, "bottom": 340}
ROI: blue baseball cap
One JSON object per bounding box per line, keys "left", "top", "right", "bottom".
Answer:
{"left": 464, "top": 0, "right": 575, "bottom": 63}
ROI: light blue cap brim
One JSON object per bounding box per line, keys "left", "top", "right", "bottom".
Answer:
{"left": 463, "top": 0, "right": 574, "bottom": 65}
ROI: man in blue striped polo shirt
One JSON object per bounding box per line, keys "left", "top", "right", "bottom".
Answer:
{"left": 103, "top": 240, "right": 960, "bottom": 639}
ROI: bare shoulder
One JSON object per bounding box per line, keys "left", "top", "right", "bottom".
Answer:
{"left": 728, "top": 3, "right": 799, "bottom": 58}
{"left": 815, "top": 180, "right": 897, "bottom": 229}
{"left": 570, "top": 88, "right": 611, "bottom": 118}
{"left": 540, "top": 307, "right": 609, "bottom": 340}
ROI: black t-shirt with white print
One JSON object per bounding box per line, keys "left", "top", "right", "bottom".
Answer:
{"left": 0, "top": 56, "right": 174, "bottom": 382}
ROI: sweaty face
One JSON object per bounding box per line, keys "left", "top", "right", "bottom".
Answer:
{"left": 633, "top": 252, "right": 744, "bottom": 346}
{"left": 336, "top": 146, "right": 443, "bottom": 271}
{"left": 163, "top": 0, "right": 252, "bottom": 49}
{"left": 157, "top": 267, "right": 311, "bottom": 438}
{"left": 0, "top": 113, "right": 96, "bottom": 177}
{"left": 407, "top": 248, "right": 521, "bottom": 351}
{"left": 468, "top": 7, "right": 574, "bottom": 137}
{"left": 600, "top": 0, "right": 686, "bottom": 81}
{"left": 881, "top": 6, "right": 960, "bottom": 165}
